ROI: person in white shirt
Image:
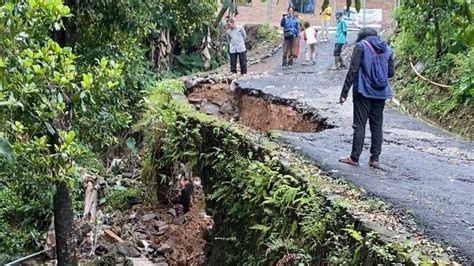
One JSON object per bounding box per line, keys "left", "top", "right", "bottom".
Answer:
{"left": 302, "top": 21, "right": 318, "bottom": 65}
{"left": 226, "top": 19, "right": 247, "bottom": 74}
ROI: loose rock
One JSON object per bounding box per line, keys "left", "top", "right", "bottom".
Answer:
{"left": 188, "top": 97, "right": 203, "bottom": 104}
{"left": 142, "top": 213, "right": 156, "bottom": 222}
{"left": 219, "top": 101, "right": 235, "bottom": 114}
{"left": 154, "top": 220, "right": 167, "bottom": 228}
{"left": 157, "top": 243, "right": 173, "bottom": 254}
{"left": 174, "top": 216, "right": 187, "bottom": 225}
{"left": 115, "top": 241, "right": 141, "bottom": 257}
{"left": 158, "top": 224, "right": 171, "bottom": 235}
{"left": 153, "top": 256, "right": 169, "bottom": 265}
{"left": 167, "top": 208, "right": 177, "bottom": 217}
{"left": 200, "top": 101, "right": 220, "bottom": 116}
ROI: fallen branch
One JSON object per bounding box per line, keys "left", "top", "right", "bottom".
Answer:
{"left": 5, "top": 250, "right": 46, "bottom": 266}
{"left": 104, "top": 229, "right": 125, "bottom": 243}
{"left": 81, "top": 168, "right": 100, "bottom": 256}
{"left": 409, "top": 59, "right": 452, "bottom": 89}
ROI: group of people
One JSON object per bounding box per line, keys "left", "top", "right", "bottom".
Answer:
{"left": 281, "top": 7, "right": 395, "bottom": 166}
{"left": 280, "top": 6, "right": 347, "bottom": 69}
{"left": 224, "top": 5, "right": 339, "bottom": 74}
{"left": 225, "top": 5, "right": 346, "bottom": 73}
{"left": 225, "top": 8, "right": 395, "bottom": 166}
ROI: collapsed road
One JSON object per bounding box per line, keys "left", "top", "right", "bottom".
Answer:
{"left": 237, "top": 32, "right": 474, "bottom": 262}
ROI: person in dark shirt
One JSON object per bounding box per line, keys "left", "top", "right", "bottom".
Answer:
{"left": 338, "top": 27, "right": 395, "bottom": 167}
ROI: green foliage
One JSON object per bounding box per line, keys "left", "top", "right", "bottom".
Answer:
{"left": 0, "top": 0, "right": 153, "bottom": 254}
{"left": 256, "top": 23, "right": 280, "bottom": 44}
{"left": 0, "top": 137, "right": 14, "bottom": 161}
{"left": 0, "top": 0, "right": 225, "bottom": 257}
{"left": 400, "top": 0, "right": 473, "bottom": 51}
{"left": 139, "top": 82, "right": 407, "bottom": 264}
{"left": 0, "top": 1, "right": 73, "bottom": 253}
{"left": 392, "top": 1, "right": 473, "bottom": 138}
{"left": 169, "top": 51, "right": 225, "bottom": 77}
{"left": 360, "top": 198, "right": 389, "bottom": 212}
{"left": 322, "top": 0, "right": 361, "bottom": 12}
{"left": 104, "top": 185, "right": 142, "bottom": 212}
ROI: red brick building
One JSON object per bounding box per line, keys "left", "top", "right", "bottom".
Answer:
{"left": 236, "top": 0, "right": 396, "bottom": 29}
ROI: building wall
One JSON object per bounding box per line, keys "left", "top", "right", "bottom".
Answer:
{"left": 236, "top": 0, "right": 395, "bottom": 28}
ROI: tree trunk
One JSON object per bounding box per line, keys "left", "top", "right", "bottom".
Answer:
{"left": 51, "top": 0, "right": 78, "bottom": 258}
{"left": 433, "top": 9, "right": 443, "bottom": 58}
{"left": 52, "top": 0, "right": 78, "bottom": 48}
{"left": 428, "top": 0, "right": 443, "bottom": 58}
{"left": 54, "top": 180, "right": 77, "bottom": 265}
{"left": 321, "top": 0, "right": 330, "bottom": 11}
{"left": 214, "top": 6, "right": 229, "bottom": 27}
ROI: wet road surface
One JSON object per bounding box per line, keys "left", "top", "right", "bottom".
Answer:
{"left": 238, "top": 32, "right": 474, "bottom": 261}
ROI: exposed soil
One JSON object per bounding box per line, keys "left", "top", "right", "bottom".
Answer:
{"left": 238, "top": 94, "right": 319, "bottom": 132}
{"left": 101, "top": 176, "right": 212, "bottom": 265}
{"left": 187, "top": 83, "right": 325, "bottom": 132}
{"left": 29, "top": 176, "right": 212, "bottom": 265}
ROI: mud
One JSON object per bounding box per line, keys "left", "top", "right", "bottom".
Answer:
{"left": 187, "top": 83, "right": 327, "bottom": 133}
{"left": 238, "top": 94, "right": 319, "bottom": 132}
{"left": 91, "top": 177, "right": 211, "bottom": 265}
{"left": 119, "top": 176, "right": 212, "bottom": 265}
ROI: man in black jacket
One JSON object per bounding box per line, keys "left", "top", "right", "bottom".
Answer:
{"left": 338, "top": 27, "right": 395, "bottom": 167}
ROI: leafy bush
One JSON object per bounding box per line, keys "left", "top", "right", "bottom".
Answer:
{"left": 256, "top": 23, "right": 280, "bottom": 44}
{"left": 392, "top": 1, "right": 473, "bottom": 138}
{"left": 104, "top": 186, "right": 142, "bottom": 212}
{"left": 0, "top": 0, "right": 225, "bottom": 256}
{"left": 138, "top": 80, "right": 440, "bottom": 265}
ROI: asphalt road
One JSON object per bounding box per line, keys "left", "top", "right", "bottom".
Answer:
{"left": 238, "top": 32, "right": 474, "bottom": 262}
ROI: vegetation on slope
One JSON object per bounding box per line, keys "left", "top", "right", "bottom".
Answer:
{"left": 0, "top": 0, "right": 221, "bottom": 259}
{"left": 0, "top": 0, "right": 283, "bottom": 260}
{"left": 138, "top": 79, "right": 456, "bottom": 264}
{"left": 391, "top": 0, "right": 473, "bottom": 138}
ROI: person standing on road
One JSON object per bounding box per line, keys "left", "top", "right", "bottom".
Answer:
{"left": 292, "top": 8, "right": 304, "bottom": 63}
{"left": 332, "top": 11, "right": 347, "bottom": 69}
{"left": 226, "top": 19, "right": 248, "bottom": 75}
{"left": 320, "top": 5, "right": 332, "bottom": 42}
{"left": 302, "top": 21, "right": 318, "bottom": 65}
{"left": 280, "top": 7, "right": 300, "bottom": 69}
{"left": 338, "top": 27, "right": 395, "bottom": 167}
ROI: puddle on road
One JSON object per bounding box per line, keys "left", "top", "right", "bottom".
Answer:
{"left": 186, "top": 83, "right": 329, "bottom": 133}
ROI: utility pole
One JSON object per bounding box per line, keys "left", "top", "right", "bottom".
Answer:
{"left": 267, "top": 0, "right": 272, "bottom": 23}
{"left": 333, "top": 0, "right": 337, "bottom": 25}
{"left": 362, "top": 0, "right": 366, "bottom": 27}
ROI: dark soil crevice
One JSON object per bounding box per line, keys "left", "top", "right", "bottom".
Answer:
{"left": 186, "top": 82, "right": 334, "bottom": 133}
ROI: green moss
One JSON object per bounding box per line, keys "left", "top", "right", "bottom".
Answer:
{"left": 103, "top": 186, "right": 142, "bottom": 212}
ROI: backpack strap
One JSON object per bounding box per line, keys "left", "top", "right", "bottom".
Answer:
{"left": 362, "top": 40, "right": 380, "bottom": 55}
